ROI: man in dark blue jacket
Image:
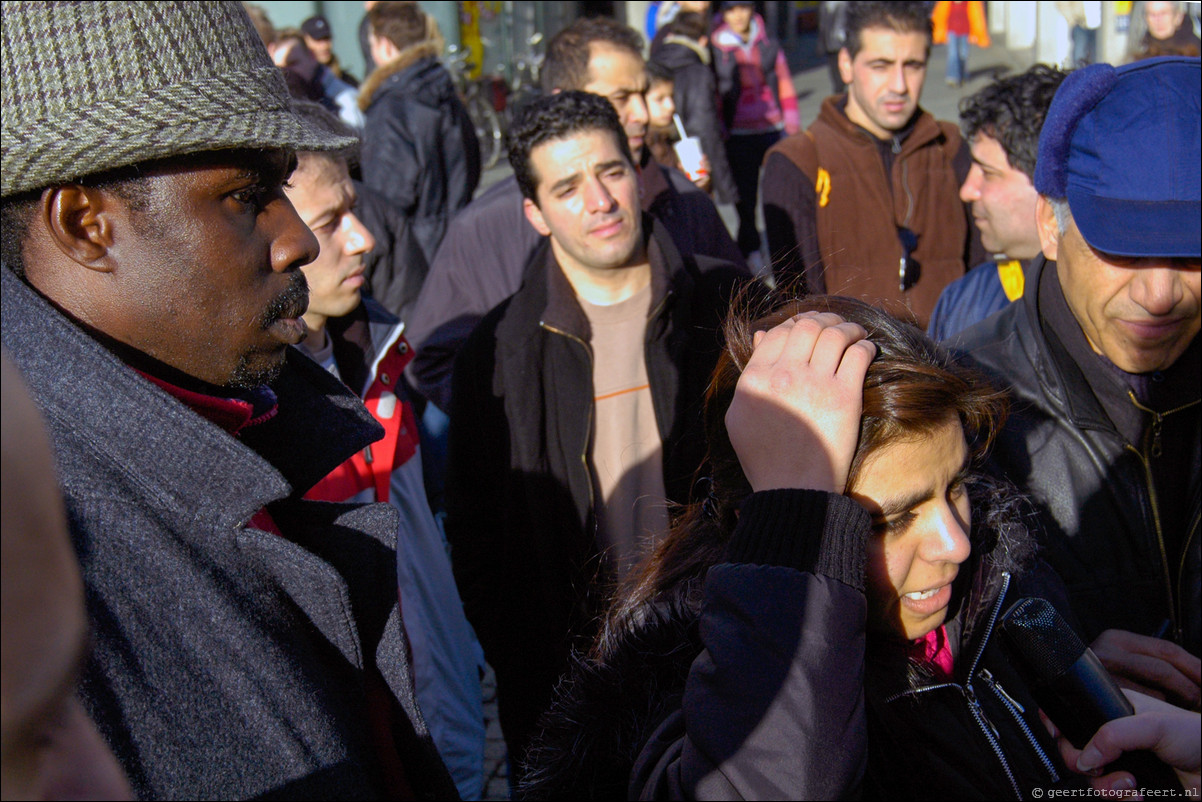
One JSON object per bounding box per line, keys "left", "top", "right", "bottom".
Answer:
{"left": 928, "top": 64, "right": 1066, "bottom": 342}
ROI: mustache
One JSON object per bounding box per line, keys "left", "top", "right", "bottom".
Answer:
{"left": 260, "top": 271, "right": 309, "bottom": 328}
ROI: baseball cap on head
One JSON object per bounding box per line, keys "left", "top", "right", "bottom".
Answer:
{"left": 301, "top": 15, "right": 332, "bottom": 40}
{"left": 0, "top": 1, "right": 356, "bottom": 199}
{"left": 1033, "top": 56, "right": 1201, "bottom": 259}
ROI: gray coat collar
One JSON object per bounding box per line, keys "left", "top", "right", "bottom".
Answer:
{"left": 0, "top": 266, "right": 382, "bottom": 524}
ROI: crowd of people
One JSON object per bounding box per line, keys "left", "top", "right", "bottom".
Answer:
{"left": 1, "top": 1, "right": 1199, "bottom": 801}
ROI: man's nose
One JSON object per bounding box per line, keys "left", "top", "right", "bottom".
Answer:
{"left": 1130, "top": 264, "right": 1189, "bottom": 317}
{"left": 583, "top": 176, "right": 617, "bottom": 213}
{"left": 960, "top": 164, "right": 983, "bottom": 202}
{"left": 627, "top": 93, "right": 650, "bottom": 127}
{"left": 342, "top": 211, "right": 376, "bottom": 256}
{"left": 273, "top": 197, "right": 320, "bottom": 272}
{"left": 889, "top": 65, "right": 908, "bottom": 95}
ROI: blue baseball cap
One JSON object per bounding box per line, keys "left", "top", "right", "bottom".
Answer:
{"left": 1034, "top": 56, "right": 1200, "bottom": 259}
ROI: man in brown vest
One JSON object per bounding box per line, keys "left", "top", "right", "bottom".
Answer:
{"left": 762, "top": 1, "right": 978, "bottom": 328}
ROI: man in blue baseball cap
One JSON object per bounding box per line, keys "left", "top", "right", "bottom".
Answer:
{"left": 957, "top": 57, "right": 1201, "bottom": 707}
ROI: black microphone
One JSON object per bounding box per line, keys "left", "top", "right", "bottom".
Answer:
{"left": 1000, "top": 597, "right": 1183, "bottom": 792}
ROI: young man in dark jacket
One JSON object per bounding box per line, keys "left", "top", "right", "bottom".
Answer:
{"left": 0, "top": 3, "right": 457, "bottom": 798}
{"left": 404, "top": 16, "right": 746, "bottom": 414}
{"left": 444, "top": 91, "right": 748, "bottom": 779}
{"left": 283, "top": 104, "right": 486, "bottom": 800}
{"left": 956, "top": 57, "right": 1201, "bottom": 707}
{"left": 360, "top": 1, "right": 480, "bottom": 263}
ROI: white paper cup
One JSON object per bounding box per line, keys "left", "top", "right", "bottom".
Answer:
{"left": 673, "top": 136, "right": 708, "bottom": 181}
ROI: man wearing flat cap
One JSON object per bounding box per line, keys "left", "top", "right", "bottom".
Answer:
{"left": 0, "top": 2, "right": 458, "bottom": 798}
{"left": 956, "top": 57, "right": 1201, "bottom": 708}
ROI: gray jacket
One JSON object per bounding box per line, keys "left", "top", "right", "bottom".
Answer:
{"left": 1, "top": 267, "right": 459, "bottom": 800}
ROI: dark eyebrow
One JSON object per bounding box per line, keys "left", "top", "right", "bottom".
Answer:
{"left": 596, "top": 159, "right": 629, "bottom": 172}
{"left": 872, "top": 452, "right": 971, "bottom": 518}
{"left": 548, "top": 171, "right": 583, "bottom": 195}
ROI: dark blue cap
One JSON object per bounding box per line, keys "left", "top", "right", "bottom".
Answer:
{"left": 1034, "top": 56, "right": 1200, "bottom": 258}
{"left": 301, "top": 15, "right": 332, "bottom": 41}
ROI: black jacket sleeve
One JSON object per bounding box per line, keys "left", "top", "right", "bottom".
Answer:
{"left": 677, "top": 63, "right": 739, "bottom": 207}
{"left": 630, "top": 490, "right": 869, "bottom": 800}
{"left": 761, "top": 152, "right": 825, "bottom": 293}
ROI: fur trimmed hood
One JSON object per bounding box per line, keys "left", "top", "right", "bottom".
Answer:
{"left": 358, "top": 40, "right": 442, "bottom": 110}
{"left": 519, "top": 594, "right": 703, "bottom": 800}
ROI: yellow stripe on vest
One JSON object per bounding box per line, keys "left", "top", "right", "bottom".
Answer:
{"left": 997, "top": 260, "right": 1024, "bottom": 302}
{"left": 815, "top": 167, "right": 831, "bottom": 208}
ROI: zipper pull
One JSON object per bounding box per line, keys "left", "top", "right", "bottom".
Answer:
{"left": 980, "top": 669, "right": 1026, "bottom": 715}
{"left": 1150, "top": 412, "right": 1164, "bottom": 458}
{"left": 363, "top": 444, "right": 374, "bottom": 464}
{"left": 892, "top": 135, "right": 902, "bottom": 154}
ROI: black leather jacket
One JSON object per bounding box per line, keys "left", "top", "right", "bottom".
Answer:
{"left": 953, "top": 257, "right": 1201, "bottom": 656}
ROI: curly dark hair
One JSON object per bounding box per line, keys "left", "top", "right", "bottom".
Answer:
{"left": 540, "top": 17, "right": 645, "bottom": 94}
{"left": 844, "top": 2, "right": 932, "bottom": 60}
{"left": 507, "top": 90, "right": 634, "bottom": 204}
{"left": 959, "top": 64, "right": 1069, "bottom": 180}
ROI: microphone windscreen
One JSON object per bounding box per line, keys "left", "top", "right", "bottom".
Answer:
{"left": 999, "top": 596, "right": 1086, "bottom": 678}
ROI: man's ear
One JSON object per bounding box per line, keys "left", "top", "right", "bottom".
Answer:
{"left": 838, "top": 47, "right": 853, "bottom": 86}
{"left": 1035, "top": 195, "right": 1060, "bottom": 262}
{"left": 523, "top": 197, "right": 551, "bottom": 237}
{"left": 43, "top": 185, "right": 117, "bottom": 272}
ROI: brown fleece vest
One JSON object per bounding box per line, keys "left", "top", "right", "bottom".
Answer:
{"left": 772, "top": 99, "right": 967, "bottom": 326}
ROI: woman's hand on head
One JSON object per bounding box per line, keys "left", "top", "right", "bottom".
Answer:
{"left": 725, "top": 311, "right": 876, "bottom": 495}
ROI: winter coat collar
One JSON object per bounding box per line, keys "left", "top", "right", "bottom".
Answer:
{"left": 660, "top": 35, "right": 711, "bottom": 65}
{"left": 498, "top": 214, "right": 693, "bottom": 351}
{"left": 0, "top": 267, "right": 383, "bottom": 512}
{"left": 358, "top": 40, "right": 442, "bottom": 110}
{"left": 817, "top": 93, "right": 943, "bottom": 155}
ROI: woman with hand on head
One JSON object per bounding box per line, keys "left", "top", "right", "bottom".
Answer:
{"left": 521, "top": 295, "right": 1101, "bottom": 800}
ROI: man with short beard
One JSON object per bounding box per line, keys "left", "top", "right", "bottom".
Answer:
{"left": 0, "top": 3, "right": 457, "bottom": 799}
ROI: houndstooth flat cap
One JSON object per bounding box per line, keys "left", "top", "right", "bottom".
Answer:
{"left": 1, "top": 1, "right": 355, "bottom": 198}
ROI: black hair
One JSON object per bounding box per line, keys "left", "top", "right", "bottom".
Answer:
{"left": 844, "top": 2, "right": 932, "bottom": 60}
{"left": 959, "top": 64, "right": 1069, "bottom": 180}
{"left": 668, "top": 11, "right": 709, "bottom": 41}
{"left": 540, "top": 17, "right": 645, "bottom": 94}
{"left": 645, "top": 60, "right": 674, "bottom": 87}
{"left": 1, "top": 170, "right": 153, "bottom": 279}
{"left": 508, "top": 91, "right": 634, "bottom": 204}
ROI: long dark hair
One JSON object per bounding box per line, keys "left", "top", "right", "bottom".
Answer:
{"left": 601, "top": 294, "right": 1010, "bottom": 644}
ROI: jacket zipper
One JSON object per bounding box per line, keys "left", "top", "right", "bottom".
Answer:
{"left": 540, "top": 321, "right": 596, "bottom": 514}
{"left": 1122, "top": 392, "right": 1199, "bottom": 645}
{"left": 979, "top": 668, "right": 1061, "bottom": 782}
{"left": 884, "top": 573, "right": 1039, "bottom": 800}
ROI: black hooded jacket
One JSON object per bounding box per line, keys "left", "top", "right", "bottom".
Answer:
{"left": 520, "top": 478, "right": 1090, "bottom": 800}
{"left": 360, "top": 42, "right": 481, "bottom": 264}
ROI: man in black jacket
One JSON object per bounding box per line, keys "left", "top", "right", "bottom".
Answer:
{"left": 405, "top": 16, "right": 745, "bottom": 414}
{"left": 0, "top": 2, "right": 457, "bottom": 798}
{"left": 444, "top": 91, "right": 747, "bottom": 776}
{"left": 956, "top": 57, "right": 1201, "bottom": 708}
{"left": 360, "top": 1, "right": 480, "bottom": 263}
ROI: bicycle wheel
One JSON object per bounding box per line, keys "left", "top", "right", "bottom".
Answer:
{"left": 468, "top": 92, "right": 504, "bottom": 171}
